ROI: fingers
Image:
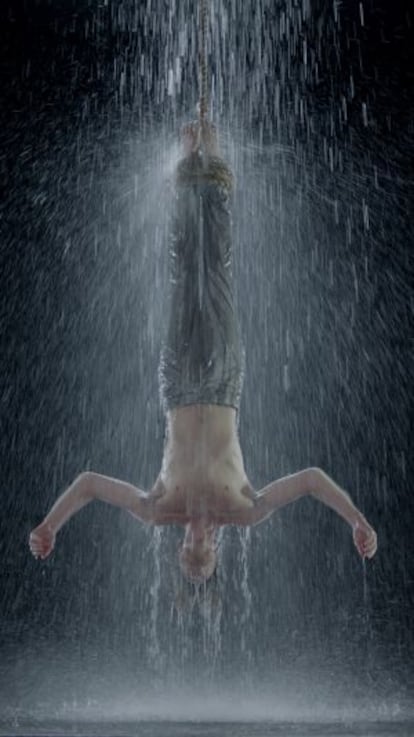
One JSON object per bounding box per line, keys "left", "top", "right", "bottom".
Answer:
{"left": 365, "top": 539, "right": 377, "bottom": 559}
{"left": 29, "top": 543, "right": 49, "bottom": 559}
{"left": 360, "top": 531, "right": 377, "bottom": 559}
{"left": 353, "top": 519, "right": 377, "bottom": 559}
{"left": 29, "top": 532, "right": 53, "bottom": 560}
{"left": 353, "top": 527, "right": 376, "bottom": 558}
{"left": 30, "top": 548, "right": 50, "bottom": 560}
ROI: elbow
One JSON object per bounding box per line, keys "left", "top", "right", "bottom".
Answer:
{"left": 306, "top": 467, "right": 322, "bottom": 495}
{"left": 77, "top": 471, "right": 95, "bottom": 500}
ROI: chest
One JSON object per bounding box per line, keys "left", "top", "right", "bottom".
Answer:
{"left": 151, "top": 465, "right": 254, "bottom": 523}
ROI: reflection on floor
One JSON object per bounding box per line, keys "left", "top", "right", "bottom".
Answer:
{"left": 1, "top": 721, "right": 414, "bottom": 737}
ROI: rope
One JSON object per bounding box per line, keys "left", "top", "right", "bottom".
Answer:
{"left": 199, "top": 0, "right": 209, "bottom": 124}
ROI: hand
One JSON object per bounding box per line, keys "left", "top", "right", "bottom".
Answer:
{"left": 353, "top": 518, "right": 377, "bottom": 559}
{"left": 29, "top": 522, "right": 56, "bottom": 560}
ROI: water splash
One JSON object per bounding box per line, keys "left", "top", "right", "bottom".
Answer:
{"left": 149, "top": 526, "right": 163, "bottom": 671}
{"left": 238, "top": 526, "right": 253, "bottom": 661}
{"left": 0, "top": 0, "right": 411, "bottom": 726}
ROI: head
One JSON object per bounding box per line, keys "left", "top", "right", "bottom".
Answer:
{"left": 179, "top": 544, "right": 217, "bottom": 583}
{"left": 178, "top": 537, "right": 217, "bottom": 584}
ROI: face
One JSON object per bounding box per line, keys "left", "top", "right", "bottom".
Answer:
{"left": 178, "top": 542, "right": 217, "bottom": 583}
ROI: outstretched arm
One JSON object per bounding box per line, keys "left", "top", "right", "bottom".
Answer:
{"left": 249, "top": 467, "right": 377, "bottom": 559}
{"left": 29, "top": 472, "right": 151, "bottom": 560}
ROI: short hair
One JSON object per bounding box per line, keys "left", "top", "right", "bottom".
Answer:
{"left": 178, "top": 545, "right": 217, "bottom": 584}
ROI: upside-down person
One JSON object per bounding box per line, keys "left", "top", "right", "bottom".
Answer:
{"left": 29, "top": 121, "right": 377, "bottom": 581}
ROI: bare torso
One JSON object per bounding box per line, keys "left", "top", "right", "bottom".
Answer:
{"left": 148, "top": 404, "right": 255, "bottom": 525}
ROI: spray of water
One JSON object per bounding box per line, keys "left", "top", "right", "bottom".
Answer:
{"left": 1, "top": 0, "right": 412, "bottom": 729}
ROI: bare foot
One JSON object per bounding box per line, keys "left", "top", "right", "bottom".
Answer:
{"left": 181, "top": 122, "right": 201, "bottom": 155}
{"left": 180, "top": 120, "right": 219, "bottom": 157}
{"left": 201, "top": 121, "right": 219, "bottom": 156}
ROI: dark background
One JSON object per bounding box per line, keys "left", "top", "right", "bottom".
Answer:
{"left": 0, "top": 0, "right": 413, "bottom": 721}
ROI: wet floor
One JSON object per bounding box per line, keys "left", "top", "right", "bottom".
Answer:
{"left": 1, "top": 721, "right": 413, "bottom": 737}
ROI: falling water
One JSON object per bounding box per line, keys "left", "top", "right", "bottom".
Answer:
{"left": 148, "top": 527, "right": 163, "bottom": 671}
{"left": 1, "top": 0, "right": 413, "bottom": 734}
{"left": 238, "top": 527, "right": 253, "bottom": 661}
{"left": 362, "top": 557, "right": 369, "bottom": 611}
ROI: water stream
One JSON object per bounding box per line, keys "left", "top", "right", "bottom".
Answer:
{"left": 0, "top": 0, "right": 412, "bottom": 732}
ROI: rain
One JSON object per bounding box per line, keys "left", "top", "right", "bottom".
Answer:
{"left": 0, "top": 1, "right": 412, "bottom": 735}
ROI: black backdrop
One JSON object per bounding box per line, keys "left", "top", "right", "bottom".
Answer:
{"left": 0, "top": 0, "right": 413, "bottom": 716}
